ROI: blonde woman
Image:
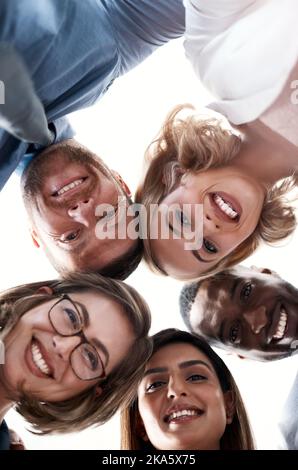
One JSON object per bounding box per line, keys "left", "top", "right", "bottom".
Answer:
{"left": 136, "top": 104, "right": 297, "bottom": 281}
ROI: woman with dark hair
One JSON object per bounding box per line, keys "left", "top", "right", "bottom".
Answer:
{"left": 0, "top": 272, "right": 152, "bottom": 446}
{"left": 121, "top": 328, "right": 254, "bottom": 450}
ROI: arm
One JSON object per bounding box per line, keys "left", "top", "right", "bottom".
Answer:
{"left": 279, "top": 373, "right": 298, "bottom": 450}
{"left": 0, "top": 43, "right": 53, "bottom": 145}
{"left": 106, "top": 0, "right": 185, "bottom": 74}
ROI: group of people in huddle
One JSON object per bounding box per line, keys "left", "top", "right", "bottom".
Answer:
{"left": 0, "top": 0, "right": 297, "bottom": 450}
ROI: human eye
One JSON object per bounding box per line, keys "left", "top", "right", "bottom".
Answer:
{"left": 203, "top": 238, "right": 218, "bottom": 254}
{"left": 81, "top": 345, "right": 99, "bottom": 371}
{"left": 63, "top": 307, "right": 81, "bottom": 330}
{"left": 187, "top": 374, "right": 207, "bottom": 382}
{"left": 175, "top": 209, "right": 191, "bottom": 227}
{"left": 59, "top": 229, "right": 81, "bottom": 243}
{"left": 240, "top": 282, "right": 253, "bottom": 302}
{"left": 229, "top": 321, "right": 241, "bottom": 344}
{"left": 145, "top": 380, "right": 166, "bottom": 393}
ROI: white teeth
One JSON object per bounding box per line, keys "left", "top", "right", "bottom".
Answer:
{"left": 31, "top": 342, "right": 51, "bottom": 376}
{"left": 273, "top": 308, "right": 288, "bottom": 340}
{"left": 214, "top": 194, "right": 238, "bottom": 219}
{"left": 168, "top": 409, "right": 199, "bottom": 422}
{"left": 57, "top": 178, "right": 84, "bottom": 196}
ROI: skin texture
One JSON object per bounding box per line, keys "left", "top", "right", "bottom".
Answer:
{"left": 137, "top": 343, "right": 233, "bottom": 450}
{"left": 1, "top": 289, "right": 134, "bottom": 403}
{"left": 188, "top": 266, "right": 298, "bottom": 360}
{"left": 150, "top": 166, "right": 265, "bottom": 280}
{"left": 22, "top": 142, "right": 137, "bottom": 272}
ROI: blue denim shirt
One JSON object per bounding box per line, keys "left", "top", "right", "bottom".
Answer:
{"left": 0, "top": 0, "right": 185, "bottom": 190}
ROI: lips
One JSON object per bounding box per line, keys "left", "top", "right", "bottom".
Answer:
{"left": 268, "top": 304, "right": 289, "bottom": 344}
{"left": 51, "top": 176, "right": 88, "bottom": 197}
{"left": 25, "top": 338, "right": 54, "bottom": 379}
{"left": 164, "top": 405, "right": 204, "bottom": 424}
{"left": 209, "top": 192, "right": 242, "bottom": 223}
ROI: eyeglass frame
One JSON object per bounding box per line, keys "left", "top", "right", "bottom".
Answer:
{"left": 48, "top": 294, "right": 106, "bottom": 382}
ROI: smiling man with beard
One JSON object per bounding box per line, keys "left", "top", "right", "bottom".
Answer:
{"left": 0, "top": 0, "right": 185, "bottom": 278}
{"left": 21, "top": 140, "right": 141, "bottom": 279}
{"left": 179, "top": 266, "right": 298, "bottom": 361}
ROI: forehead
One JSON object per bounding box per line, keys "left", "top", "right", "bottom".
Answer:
{"left": 189, "top": 279, "right": 230, "bottom": 332}
{"left": 146, "top": 342, "right": 212, "bottom": 370}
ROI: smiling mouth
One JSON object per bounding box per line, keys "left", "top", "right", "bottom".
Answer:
{"left": 212, "top": 193, "right": 240, "bottom": 220}
{"left": 31, "top": 340, "right": 52, "bottom": 377}
{"left": 165, "top": 408, "right": 204, "bottom": 424}
{"left": 52, "top": 177, "right": 87, "bottom": 197}
{"left": 271, "top": 306, "right": 288, "bottom": 341}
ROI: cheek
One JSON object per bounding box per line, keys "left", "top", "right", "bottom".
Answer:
{"left": 207, "top": 391, "right": 228, "bottom": 428}
{"left": 138, "top": 396, "right": 162, "bottom": 434}
{"left": 40, "top": 377, "right": 91, "bottom": 402}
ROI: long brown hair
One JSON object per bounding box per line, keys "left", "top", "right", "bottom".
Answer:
{"left": 0, "top": 272, "right": 152, "bottom": 434}
{"left": 136, "top": 105, "right": 297, "bottom": 280}
{"left": 121, "top": 329, "right": 255, "bottom": 450}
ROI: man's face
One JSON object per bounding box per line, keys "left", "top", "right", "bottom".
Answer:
{"left": 21, "top": 143, "right": 136, "bottom": 273}
{"left": 188, "top": 266, "right": 298, "bottom": 361}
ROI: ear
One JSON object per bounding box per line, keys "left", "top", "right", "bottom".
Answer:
{"left": 225, "top": 351, "right": 246, "bottom": 360}
{"left": 95, "top": 386, "right": 102, "bottom": 398}
{"left": 250, "top": 266, "right": 281, "bottom": 279}
{"left": 224, "top": 391, "right": 235, "bottom": 425}
{"left": 111, "top": 171, "right": 132, "bottom": 198}
{"left": 36, "top": 286, "right": 54, "bottom": 295}
{"left": 30, "top": 228, "right": 40, "bottom": 248}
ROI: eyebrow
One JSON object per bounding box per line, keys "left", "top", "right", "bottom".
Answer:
{"left": 58, "top": 234, "right": 89, "bottom": 255}
{"left": 143, "top": 360, "right": 212, "bottom": 377}
{"left": 74, "top": 301, "right": 110, "bottom": 367}
{"left": 230, "top": 279, "right": 239, "bottom": 301}
{"left": 218, "top": 319, "right": 227, "bottom": 343}
{"left": 168, "top": 222, "right": 211, "bottom": 264}
{"left": 191, "top": 250, "right": 212, "bottom": 264}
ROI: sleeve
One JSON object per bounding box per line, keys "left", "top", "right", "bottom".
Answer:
{"left": 0, "top": 43, "right": 54, "bottom": 145}
{"left": 107, "top": 0, "right": 185, "bottom": 74}
{"left": 184, "top": 0, "right": 257, "bottom": 56}
{"left": 279, "top": 373, "right": 298, "bottom": 450}
{"left": 184, "top": 0, "right": 298, "bottom": 124}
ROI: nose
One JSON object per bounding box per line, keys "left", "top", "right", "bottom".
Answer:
{"left": 204, "top": 212, "right": 220, "bottom": 232}
{"left": 52, "top": 335, "right": 81, "bottom": 362}
{"left": 67, "top": 198, "right": 94, "bottom": 227}
{"left": 243, "top": 306, "right": 267, "bottom": 334}
{"left": 167, "top": 377, "right": 187, "bottom": 400}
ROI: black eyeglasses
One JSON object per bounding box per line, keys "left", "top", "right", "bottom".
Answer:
{"left": 48, "top": 294, "right": 106, "bottom": 381}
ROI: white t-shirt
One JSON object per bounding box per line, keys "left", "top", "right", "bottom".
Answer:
{"left": 184, "top": 0, "right": 298, "bottom": 124}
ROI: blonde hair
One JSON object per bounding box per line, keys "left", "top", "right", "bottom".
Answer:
{"left": 0, "top": 273, "right": 152, "bottom": 434}
{"left": 121, "top": 329, "right": 255, "bottom": 450}
{"left": 136, "top": 105, "right": 297, "bottom": 280}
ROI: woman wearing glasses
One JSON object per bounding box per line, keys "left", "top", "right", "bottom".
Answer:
{"left": 0, "top": 272, "right": 151, "bottom": 448}
{"left": 121, "top": 329, "right": 254, "bottom": 450}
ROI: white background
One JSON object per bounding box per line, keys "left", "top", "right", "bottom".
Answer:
{"left": 1, "top": 38, "right": 297, "bottom": 449}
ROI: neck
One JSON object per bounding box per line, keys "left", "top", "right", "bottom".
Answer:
{"left": 233, "top": 121, "right": 298, "bottom": 188}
